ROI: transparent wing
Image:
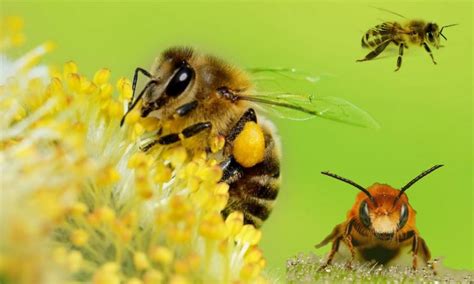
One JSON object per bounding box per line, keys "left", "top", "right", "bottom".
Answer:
{"left": 239, "top": 92, "right": 380, "bottom": 129}
{"left": 243, "top": 67, "right": 379, "bottom": 128}
{"left": 246, "top": 67, "right": 322, "bottom": 95}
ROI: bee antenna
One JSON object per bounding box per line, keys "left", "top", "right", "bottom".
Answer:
{"left": 321, "top": 171, "right": 376, "bottom": 204}
{"left": 396, "top": 165, "right": 444, "bottom": 201}
{"left": 120, "top": 80, "right": 158, "bottom": 127}
{"left": 439, "top": 24, "right": 459, "bottom": 41}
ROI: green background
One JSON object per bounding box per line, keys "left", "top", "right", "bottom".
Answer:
{"left": 2, "top": 0, "right": 472, "bottom": 277}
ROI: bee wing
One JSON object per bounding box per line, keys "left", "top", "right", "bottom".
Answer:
{"left": 244, "top": 68, "right": 378, "bottom": 128}
{"left": 238, "top": 92, "right": 380, "bottom": 129}
{"left": 246, "top": 67, "right": 324, "bottom": 95}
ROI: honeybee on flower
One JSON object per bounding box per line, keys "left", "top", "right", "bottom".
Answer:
{"left": 0, "top": 17, "right": 268, "bottom": 284}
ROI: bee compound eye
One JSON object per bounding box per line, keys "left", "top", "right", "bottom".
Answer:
{"left": 359, "top": 200, "right": 371, "bottom": 228}
{"left": 398, "top": 203, "right": 409, "bottom": 229}
{"left": 165, "top": 62, "right": 194, "bottom": 97}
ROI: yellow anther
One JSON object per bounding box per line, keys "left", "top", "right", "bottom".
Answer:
{"left": 169, "top": 195, "right": 192, "bottom": 221}
{"left": 67, "top": 250, "right": 83, "bottom": 273}
{"left": 183, "top": 161, "right": 199, "bottom": 177}
{"left": 87, "top": 212, "right": 100, "bottom": 227}
{"left": 93, "top": 68, "right": 111, "bottom": 85}
{"left": 244, "top": 246, "right": 263, "bottom": 264}
{"left": 107, "top": 100, "right": 123, "bottom": 119}
{"left": 190, "top": 184, "right": 210, "bottom": 207}
{"left": 235, "top": 225, "right": 262, "bottom": 245}
{"left": 140, "top": 117, "right": 160, "bottom": 132}
{"left": 128, "top": 152, "right": 150, "bottom": 169}
{"left": 167, "top": 226, "right": 192, "bottom": 244}
{"left": 149, "top": 246, "right": 173, "bottom": 265}
{"left": 195, "top": 165, "right": 222, "bottom": 183}
{"left": 214, "top": 182, "right": 229, "bottom": 195}
{"left": 126, "top": 278, "right": 143, "bottom": 284}
{"left": 164, "top": 147, "right": 188, "bottom": 167}
{"left": 209, "top": 134, "right": 225, "bottom": 153}
{"left": 67, "top": 73, "right": 81, "bottom": 93}
{"left": 52, "top": 246, "right": 68, "bottom": 265}
{"left": 240, "top": 263, "right": 261, "bottom": 281}
{"left": 93, "top": 262, "right": 120, "bottom": 284}
{"left": 136, "top": 180, "right": 153, "bottom": 199}
{"left": 70, "top": 229, "right": 89, "bottom": 246}
{"left": 169, "top": 275, "right": 189, "bottom": 284}
{"left": 69, "top": 202, "right": 88, "bottom": 216}
{"left": 96, "top": 206, "right": 116, "bottom": 224}
{"left": 143, "top": 270, "right": 163, "bottom": 284}
{"left": 116, "top": 77, "right": 133, "bottom": 101}
{"left": 208, "top": 191, "right": 228, "bottom": 212}
{"left": 186, "top": 253, "right": 200, "bottom": 272}
{"left": 154, "top": 210, "right": 170, "bottom": 227}
{"left": 97, "top": 165, "right": 120, "bottom": 186}
{"left": 99, "top": 83, "right": 113, "bottom": 100}
{"left": 186, "top": 176, "right": 200, "bottom": 193}
{"left": 225, "top": 211, "right": 244, "bottom": 237}
{"left": 133, "top": 252, "right": 150, "bottom": 271}
{"left": 122, "top": 211, "right": 137, "bottom": 228}
{"left": 64, "top": 61, "right": 78, "bottom": 77}
{"left": 154, "top": 164, "right": 172, "bottom": 183}
{"left": 114, "top": 223, "right": 132, "bottom": 242}
{"left": 199, "top": 213, "right": 228, "bottom": 240}
{"left": 174, "top": 259, "right": 189, "bottom": 274}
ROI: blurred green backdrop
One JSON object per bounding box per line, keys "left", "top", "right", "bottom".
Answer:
{"left": 2, "top": 0, "right": 472, "bottom": 277}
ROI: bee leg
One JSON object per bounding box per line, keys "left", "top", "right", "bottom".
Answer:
{"left": 175, "top": 100, "right": 198, "bottom": 117}
{"left": 418, "top": 237, "right": 437, "bottom": 275}
{"left": 226, "top": 108, "right": 257, "bottom": 142}
{"left": 395, "top": 43, "right": 405, "bottom": 72}
{"left": 356, "top": 40, "right": 391, "bottom": 62}
{"left": 343, "top": 220, "right": 355, "bottom": 269}
{"left": 411, "top": 233, "right": 419, "bottom": 270}
{"left": 219, "top": 156, "right": 243, "bottom": 184}
{"left": 140, "top": 122, "right": 212, "bottom": 151}
{"left": 318, "top": 237, "right": 342, "bottom": 271}
{"left": 423, "top": 42, "right": 437, "bottom": 65}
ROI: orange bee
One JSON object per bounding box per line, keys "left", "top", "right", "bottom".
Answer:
{"left": 315, "top": 165, "right": 443, "bottom": 271}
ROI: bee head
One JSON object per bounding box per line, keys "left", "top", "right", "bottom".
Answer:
{"left": 140, "top": 47, "right": 196, "bottom": 118}
{"left": 321, "top": 165, "right": 443, "bottom": 241}
{"left": 424, "top": 22, "right": 441, "bottom": 48}
{"left": 131, "top": 46, "right": 251, "bottom": 121}
{"left": 358, "top": 184, "right": 410, "bottom": 241}
{"left": 425, "top": 23, "right": 458, "bottom": 49}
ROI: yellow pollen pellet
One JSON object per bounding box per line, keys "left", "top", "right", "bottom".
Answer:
{"left": 233, "top": 121, "right": 265, "bottom": 168}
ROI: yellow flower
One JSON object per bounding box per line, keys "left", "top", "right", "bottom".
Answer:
{"left": 0, "top": 17, "right": 268, "bottom": 283}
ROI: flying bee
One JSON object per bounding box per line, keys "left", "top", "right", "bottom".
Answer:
{"left": 120, "top": 46, "right": 378, "bottom": 227}
{"left": 357, "top": 8, "right": 457, "bottom": 71}
{"left": 315, "top": 165, "right": 443, "bottom": 271}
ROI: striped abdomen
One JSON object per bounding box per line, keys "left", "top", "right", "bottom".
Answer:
{"left": 361, "top": 22, "right": 399, "bottom": 49}
{"left": 221, "top": 123, "right": 281, "bottom": 228}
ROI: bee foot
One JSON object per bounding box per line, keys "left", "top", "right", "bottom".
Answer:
{"left": 317, "top": 264, "right": 331, "bottom": 272}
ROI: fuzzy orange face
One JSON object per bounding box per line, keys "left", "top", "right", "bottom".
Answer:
{"left": 322, "top": 165, "right": 443, "bottom": 241}
{"left": 347, "top": 184, "right": 416, "bottom": 240}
